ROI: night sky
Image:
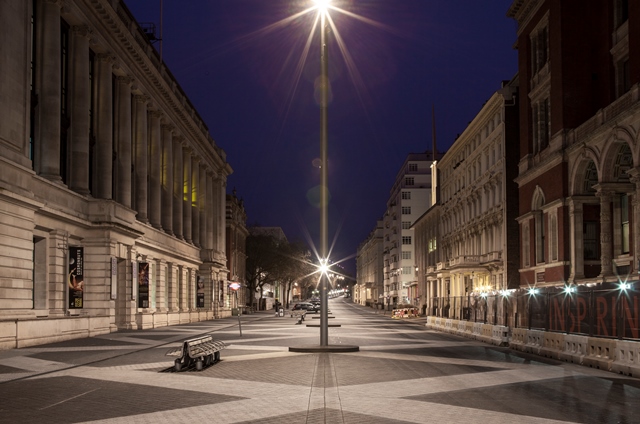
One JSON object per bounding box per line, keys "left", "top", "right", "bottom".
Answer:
{"left": 123, "top": 0, "right": 518, "bottom": 277}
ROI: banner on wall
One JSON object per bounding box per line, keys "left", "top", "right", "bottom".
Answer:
{"left": 138, "top": 261, "right": 149, "bottom": 308}
{"left": 68, "top": 247, "right": 84, "bottom": 309}
{"left": 197, "top": 278, "right": 205, "bottom": 308}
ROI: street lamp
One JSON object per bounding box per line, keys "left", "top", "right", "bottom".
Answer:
{"left": 316, "top": 0, "right": 330, "bottom": 347}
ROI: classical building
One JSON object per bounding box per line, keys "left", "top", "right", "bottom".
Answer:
{"left": 0, "top": 0, "right": 232, "bottom": 348}
{"left": 355, "top": 220, "right": 384, "bottom": 307}
{"left": 413, "top": 78, "right": 520, "bottom": 322}
{"left": 383, "top": 152, "right": 438, "bottom": 308}
{"left": 226, "top": 190, "right": 248, "bottom": 311}
{"left": 508, "top": 0, "right": 640, "bottom": 288}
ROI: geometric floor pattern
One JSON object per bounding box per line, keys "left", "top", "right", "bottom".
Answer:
{"left": 0, "top": 299, "right": 638, "bottom": 424}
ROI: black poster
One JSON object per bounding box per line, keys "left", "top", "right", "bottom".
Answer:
{"left": 197, "top": 279, "right": 205, "bottom": 308}
{"left": 138, "top": 262, "right": 149, "bottom": 308}
{"left": 68, "top": 247, "right": 84, "bottom": 309}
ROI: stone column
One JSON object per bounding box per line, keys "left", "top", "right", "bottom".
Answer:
{"left": 595, "top": 186, "right": 614, "bottom": 278}
{"left": 172, "top": 138, "right": 184, "bottom": 239}
{"left": 183, "top": 148, "right": 193, "bottom": 244}
{"left": 161, "top": 124, "right": 174, "bottom": 235}
{"left": 199, "top": 165, "right": 207, "bottom": 249}
{"left": 156, "top": 259, "right": 167, "bottom": 312}
{"left": 69, "top": 26, "right": 91, "bottom": 195}
{"left": 629, "top": 168, "right": 640, "bottom": 275}
{"left": 38, "top": 0, "right": 62, "bottom": 182}
{"left": 191, "top": 156, "right": 200, "bottom": 247}
{"left": 168, "top": 263, "right": 178, "bottom": 312}
{"left": 217, "top": 175, "right": 227, "bottom": 254}
{"left": 133, "top": 94, "right": 149, "bottom": 223}
{"left": 94, "top": 53, "right": 114, "bottom": 199}
{"left": 148, "top": 110, "right": 163, "bottom": 230}
{"left": 179, "top": 266, "right": 188, "bottom": 311}
{"left": 206, "top": 171, "right": 215, "bottom": 250}
{"left": 210, "top": 172, "right": 218, "bottom": 249}
{"left": 569, "top": 199, "right": 584, "bottom": 281}
{"left": 115, "top": 76, "right": 133, "bottom": 207}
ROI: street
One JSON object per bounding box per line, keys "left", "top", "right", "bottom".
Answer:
{"left": 0, "top": 298, "right": 638, "bottom": 424}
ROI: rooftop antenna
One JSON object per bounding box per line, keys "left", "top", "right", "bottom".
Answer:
{"left": 431, "top": 104, "right": 437, "bottom": 160}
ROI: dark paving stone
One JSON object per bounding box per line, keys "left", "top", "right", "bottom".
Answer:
{"left": 0, "top": 364, "right": 26, "bottom": 374}
{"left": 34, "top": 337, "right": 139, "bottom": 349}
{"left": 191, "top": 354, "right": 319, "bottom": 386}
{"left": 406, "top": 375, "right": 640, "bottom": 424}
{"left": 0, "top": 375, "right": 245, "bottom": 424}
{"left": 30, "top": 349, "right": 138, "bottom": 366}
{"left": 330, "top": 355, "right": 506, "bottom": 387}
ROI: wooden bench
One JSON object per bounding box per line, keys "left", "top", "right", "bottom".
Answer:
{"left": 166, "top": 335, "right": 227, "bottom": 371}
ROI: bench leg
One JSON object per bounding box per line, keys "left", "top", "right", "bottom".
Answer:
{"left": 174, "top": 358, "right": 182, "bottom": 372}
{"left": 214, "top": 351, "right": 221, "bottom": 362}
{"left": 195, "top": 358, "right": 203, "bottom": 371}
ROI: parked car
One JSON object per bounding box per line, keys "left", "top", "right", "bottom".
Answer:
{"left": 291, "top": 302, "right": 317, "bottom": 316}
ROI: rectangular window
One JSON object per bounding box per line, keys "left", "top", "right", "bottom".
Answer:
{"left": 401, "top": 206, "right": 411, "bottom": 215}
{"left": 402, "top": 236, "right": 412, "bottom": 245}
{"left": 60, "top": 19, "right": 70, "bottom": 185}
{"left": 523, "top": 223, "right": 530, "bottom": 267}
{"left": 535, "top": 211, "right": 545, "bottom": 264}
{"left": 402, "top": 251, "right": 411, "bottom": 260}
{"left": 408, "top": 163, "right": 417, "bottom": 172}
{"left": 531, "top": 24, "right": 548, "bottom": 75}
{"left": 584, "top": 222, "right": 599, "bottom": 260}
{"left": 405, "top": 177, "right": 414, "bottom": 186}
{"left": 621, "top": 194, "right": 629, "bottom": 254}
{"left": 401, "top": 191, "right": 411, "bottom": 200}
{"left": 402, "top": 266, "right": 412, "bottom": 275}
{"left": 30, "top": 0, "right": 37, "bottom": 166}
{"left": 401, "top": 221, "right": 411, "bottom": 229}
{"left": 550, "top": 214, "right": 558, "bottom": 261}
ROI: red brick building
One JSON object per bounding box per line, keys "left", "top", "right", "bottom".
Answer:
{"left": 509, "top": 0, "right": 640, "bottom": 288}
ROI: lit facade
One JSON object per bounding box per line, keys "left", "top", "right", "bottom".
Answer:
{"left": 0, "top": 0, "right": 231, "bottom": 348}
{"left": 226, "top": 190, "right": 248, "bottom": 310}
{"left": 417, "top": 79, "right": 520, "bottom": 320}
{"left": 355, "top": 220, "right": 384, "bottom": 306}
{"left": 383, "top": 153, "right": 437, "bottom": 308}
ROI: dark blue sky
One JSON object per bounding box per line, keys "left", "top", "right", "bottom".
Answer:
{"left": 124, "top": 0, "right": 518, "bottom": 276}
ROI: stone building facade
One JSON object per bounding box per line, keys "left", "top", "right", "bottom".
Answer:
{"left": 415, "top": 79, "right": 520, "bottom": 321}
{"left": 508, "top": 0, "right": 640, "bottom": 289}
{"left": 0, "top": 0, "right": 232, "bottom": 348}
{"left": 383, "top": 153, "right": 438, "bottom": 308}
{"left": 355, "top": 220, "right": 384, "bottom": 306}
{"left": 226, "top": 190, "right": 248, "bottom": 310}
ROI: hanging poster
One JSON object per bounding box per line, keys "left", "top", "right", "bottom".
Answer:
{"left": 68, "top": 247, "right": 84, "bottom": 309}
{"left": 197, "top": 278, "right": 205, "bottom": 308}
{"left": 138, "top": 261, "right": 149, "bottom": 308}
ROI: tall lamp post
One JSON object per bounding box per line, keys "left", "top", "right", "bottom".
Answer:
{"left": 290, "top": 0, "right": 358, "bottom": 353}
{"left": 318, "top": 0, "right": 330, "bottom": 347}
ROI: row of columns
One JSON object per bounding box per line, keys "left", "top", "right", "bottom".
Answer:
{"left": 570, "top": 175, "right": 640, "bottom": 280}
{"left": 32, "top": 0, "right": 227, "bottom": 252}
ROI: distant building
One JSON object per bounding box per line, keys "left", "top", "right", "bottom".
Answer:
{"left": 226, "top": 190, "right": 248, "bottom": 309}
{"left": 508, "top": 0, "right": 640, "bottom": 288}
{"left": 355, "top": 220, "right": 384, "bottom": 306}
{"left": 0, "top": 0, "right": 231, "bottom": 348}
{"left": 383, "top": 152, "right": 440, "bottom": 308}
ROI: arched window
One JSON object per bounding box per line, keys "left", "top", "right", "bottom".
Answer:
{"left": 532, "top": 187, "right": 546, "bottom": 264}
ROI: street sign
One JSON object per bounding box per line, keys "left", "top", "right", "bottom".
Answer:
{"left": 229, "top": 282, "right": 241, "bottom": 291}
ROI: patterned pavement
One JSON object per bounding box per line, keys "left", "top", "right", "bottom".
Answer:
{"left": 0, "top": 299, "right": 638, "bottom": 423}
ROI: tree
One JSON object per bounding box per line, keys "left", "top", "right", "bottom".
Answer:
{"left": 245, "top": 233, "right": 281, "bottom": 310}
{"left": 271, "top": 241, "right": 316, "bottom": 308}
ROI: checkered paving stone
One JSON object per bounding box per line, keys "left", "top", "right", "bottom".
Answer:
{"left": 0, "top": 376, "right": 245, "bottom": 424}
{"left": 0, "top": 301, "right": 639, "bottom": 423}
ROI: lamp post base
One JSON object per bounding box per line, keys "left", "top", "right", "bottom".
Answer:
{"left": 289, "top": 345, "right": 359, "bottom": 353}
